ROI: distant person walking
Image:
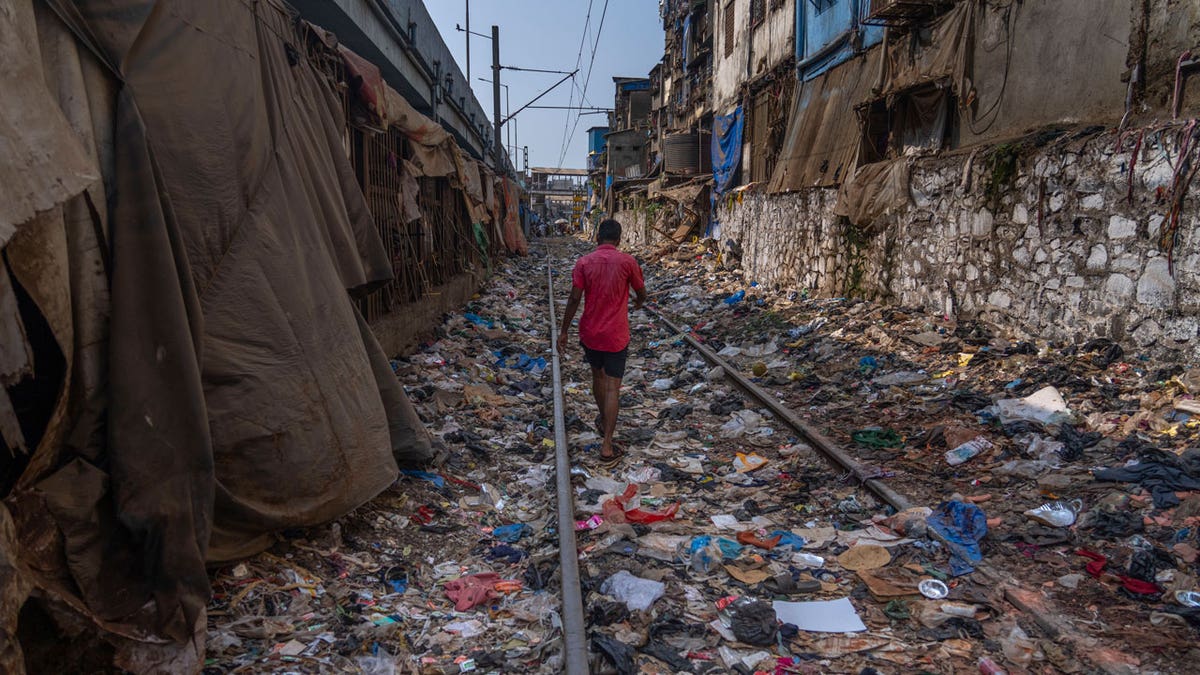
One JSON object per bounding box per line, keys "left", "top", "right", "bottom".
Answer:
{"left": 558, "top": 219, "right": 647, "bottom": 467}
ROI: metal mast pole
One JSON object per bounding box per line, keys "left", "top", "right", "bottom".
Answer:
{"left": 492, "top": 25, "right": 503, "bottom": 174}
{"left": 464, "top": 0, "right": 470, "bottom": 82}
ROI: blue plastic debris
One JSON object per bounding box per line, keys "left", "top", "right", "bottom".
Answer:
{"left": 926, "top": 500, "right": 989, "bottom": 576}
{"left": 724, "top": 290, "right": 746, "bottom": 305}
{"left": 463, "top": 312, "right": 495, "bottom": 329}
{"left": 400, "top": 470, "right": 445, "bottom": 489}
{"left": 493, "top": 523, "right": 532, "bottom": 543}
{"left": 486, "top": 544, "right": 528, "bottom": 564}
{"left": 493, "top": 351, "right": 548, "bottom": 375}
{"left": 770, "top": 531, "right": 807, "bottom": 550}
{"left": 715, "top": 537, "right": 744, "bottom": 559}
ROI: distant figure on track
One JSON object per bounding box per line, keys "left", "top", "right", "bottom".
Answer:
{"left": 558, "top": 219, "right": 647, "bottom": 467}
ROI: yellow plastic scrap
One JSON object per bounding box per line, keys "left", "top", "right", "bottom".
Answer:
{"left": 734, "top": 452, "right": 769, "bottom": 473}
{"left": 957, "top": 353, "right": 975, "bottom": 368}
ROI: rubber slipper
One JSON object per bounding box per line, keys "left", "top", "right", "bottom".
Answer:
{"left": 598, "top": 444, "right": 625, "bottom": 468}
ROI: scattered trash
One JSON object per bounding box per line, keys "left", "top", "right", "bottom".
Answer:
{"left": 601, "top": 570, "right": 666, "bottom": 612}
{"left": 732, "top": 451, "right": 769, "bottom": 472}
{"left": 773, "top": 598, "right": 867, "bottom": 633}
{"left": 927, "top": 501, "right": 989, "bottom": 575}
{"left": 945, "top": 436, "right": 994, "bottom": 466}
{"left": 1024, "top": 499, "right": 1083, "bottom": 527}
{"left": 918, "top": 579, "right": 950, "bottom": 599}
{"left": 719, "top": 596, "right": 778, "bottom": 645}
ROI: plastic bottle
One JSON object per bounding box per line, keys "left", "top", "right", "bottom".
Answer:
{"left": 945, "top": 436, "right": 994, "bottom": 465}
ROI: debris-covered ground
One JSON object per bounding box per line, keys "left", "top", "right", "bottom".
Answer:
{"left": 205, "top": 237, "right": 1200, "bottom": 674}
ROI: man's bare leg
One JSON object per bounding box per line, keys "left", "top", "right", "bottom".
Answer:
{"left": 591, "top": 366, "right": 605, "bottom": 428}
{"left": 600, "top": 372, "right": 621, "bottom": 458}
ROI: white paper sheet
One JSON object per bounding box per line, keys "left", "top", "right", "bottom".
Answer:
{"left": 773, "top": 598, "right": 867, "bottom": 633}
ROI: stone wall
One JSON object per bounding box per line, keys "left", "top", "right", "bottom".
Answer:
{"left": 718, "top": 124, "right": 1200, "bottom": 359}
{"left": 612, "top": 208, "right": 657, "bottom": 249}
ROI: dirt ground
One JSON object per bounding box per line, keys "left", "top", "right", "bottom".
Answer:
{"left": 203, "top": 237, "right": 1200, "bottom": 674}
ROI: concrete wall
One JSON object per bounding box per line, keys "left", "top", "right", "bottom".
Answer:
{"left": 960, "top": 0, "right": 1133, "bottom": 146}
{"left": 718, "top": 126, "right": 1200, "bottom": 359}
{"left": 1142, "top": 0, "right": 1200, "bottom": 116}
{"left": 291, "top": 0, "right": 491, "bottom": 161}
{"left": 370, "top": 271, "right": 483, "bottom": 356}
{"left": 607, "top": 129, "right": 646, "bottom": 176}
{"left": 713, "top": 0, "right": 750, "bottom": 112}
{"left": 749, "top": 0, "right": 794, "bottom": 79}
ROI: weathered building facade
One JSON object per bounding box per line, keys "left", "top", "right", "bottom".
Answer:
{"left": 0, "top": 0, "right": 525, "bottom": 670}
{"left": 605, "top": 0, "right": 1200, "bottom": 358}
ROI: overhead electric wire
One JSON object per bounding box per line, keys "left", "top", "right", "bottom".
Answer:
{"left": 556, "top": 0, "right": 610, "bottom": 168}
{"left": 555, "top": 0, "right": 594, "bottom": 169}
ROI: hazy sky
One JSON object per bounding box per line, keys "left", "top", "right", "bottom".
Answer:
{"left": 425, "top": 1, "right": 664, "bottom": 170}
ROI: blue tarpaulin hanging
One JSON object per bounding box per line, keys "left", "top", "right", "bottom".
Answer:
{"left": 712, "top": 106, "right": 744, "bottom": 196}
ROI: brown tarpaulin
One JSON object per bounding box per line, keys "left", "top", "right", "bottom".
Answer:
{"left": 0, "top": 0, "right": 98, "bottom": 242}
{"left": 833, "top": 158, "right": 913, "bottom": 228}
{"left": 767, "top": 51, "right": 882, "bottom": 191}
{"left": 768, "top": 1, "right": 975, "bottom": 193}
{"left": 3, "top": 0, "right": 433, "bottom": 669}
{"left": 881, "top": 0, "right": 976, "bottom": 103}
{"left": 501, "top": 177, "right": 529, "bottom": 255}
{"left": 382, "top": 82, "right": 453, "bottom": 147}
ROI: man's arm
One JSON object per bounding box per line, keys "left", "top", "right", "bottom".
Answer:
{"left": 630, "top": 258, "right": 647, "bottom": 310}
{"left": 558, "top": 286, "right": 583, "bottom": 350}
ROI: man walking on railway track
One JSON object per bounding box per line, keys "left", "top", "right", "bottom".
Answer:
{"left": 559, "top": 220, "right": 647, "bottom": 467}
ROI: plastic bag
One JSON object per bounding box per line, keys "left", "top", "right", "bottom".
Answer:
{"left": 996, "top": 386, "right": 1070, "bottom": 426}
{"left": 601, "top": 570, "right": 665, "bottom": 611}
{"left": 602, "top": 484, "right": 680, "bottom": 524}
{"left": 356, "top": 650, "right": 398, "bottom": 675}
{"left": 720, "top": 410, "right": 763, "bottom": 438}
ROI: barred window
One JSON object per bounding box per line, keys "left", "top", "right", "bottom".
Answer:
{"left": 723, "top": 2, "right": 735, "bottom": 57}
{"left": 751, "top": 0, "right": 766, "bottom": 26}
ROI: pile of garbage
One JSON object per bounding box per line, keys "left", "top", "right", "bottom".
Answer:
{"left": 203, "top": 239, "right": 1199, "bottom": 673}
{"left": 611, "top": 237, "right": 1200, "bottom": 671}
{"left": 205, "top": 256, "right": 570, "bottom": 673}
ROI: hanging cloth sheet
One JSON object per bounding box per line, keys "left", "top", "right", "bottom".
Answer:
{"left": 712, "top": 106, "right": 744, "bottom": 196}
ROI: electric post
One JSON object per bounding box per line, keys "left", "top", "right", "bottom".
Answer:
{"left": 491, "top": 25, "right": 503, "bottom": 175}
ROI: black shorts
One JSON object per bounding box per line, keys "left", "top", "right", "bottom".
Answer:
{"left": 581, "top": 342, "right": 628, "bottom": 378}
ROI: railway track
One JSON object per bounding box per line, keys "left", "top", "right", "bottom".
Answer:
{"left": 540, "top": 237, "right": 1127, "bottom": 675}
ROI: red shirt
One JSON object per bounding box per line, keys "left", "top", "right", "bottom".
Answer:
{"left": 572, "top": 244, "right": 645, "bottom": 352}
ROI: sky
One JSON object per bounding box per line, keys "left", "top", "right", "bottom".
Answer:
{"left": 425, "top": 1, "right": 664, "bottom": 171}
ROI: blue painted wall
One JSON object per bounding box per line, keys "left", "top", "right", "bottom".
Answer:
{"left": 796, "top": 0, "right": 883, "bottom": 81}
{"left": 587, "top": 127, "right": 610, "bottom": 155}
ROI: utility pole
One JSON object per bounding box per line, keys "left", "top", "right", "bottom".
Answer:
{"left": 492, "top": 25, "right": 503, "bottom": 175}
{"left": 464, "top": 0, "right": 470, "bottom": 83}
{"left": 505, "top": 86, "right": 512, "bottom": 166}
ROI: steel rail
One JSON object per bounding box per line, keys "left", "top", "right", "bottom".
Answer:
{"left": 546, "top": 250, "right": 589, "bottom": 674}
{"left": 644, "top": 306, "right": 912, "bottom": 512}
{"left": 643, "top": 304, "right": 1133, "bottom": 674}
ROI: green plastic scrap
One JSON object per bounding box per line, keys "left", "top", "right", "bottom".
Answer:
{"left": 851, "top": 427, "right": 904, "bottom": 449}
{"left": 884, "top": 599, "right": 911, "bottom": 620}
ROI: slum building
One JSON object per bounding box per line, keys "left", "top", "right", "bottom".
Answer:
{"left": 0, "top": 0, "right": 525, "bottom": 670}
{"left": 609, "top": 0, "right": 1200, "bottom": 361}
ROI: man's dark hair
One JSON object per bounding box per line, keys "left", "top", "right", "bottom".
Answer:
{"left": 596, "top": 219, "right": 621, "bottom": 243}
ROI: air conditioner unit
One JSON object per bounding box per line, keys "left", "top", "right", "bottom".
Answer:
{"left": 864, "top": 0, "right": 953, "bottom": 27}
